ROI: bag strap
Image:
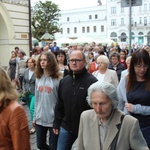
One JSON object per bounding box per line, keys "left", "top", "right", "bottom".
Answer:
{"left": 110, "top": 115, "right": 125, "bottom": 150}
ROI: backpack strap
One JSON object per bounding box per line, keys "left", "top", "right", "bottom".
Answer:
{"left": 110, "top": 115, "right": 125, "bottom": 150}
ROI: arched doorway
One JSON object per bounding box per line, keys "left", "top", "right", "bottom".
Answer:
{"left": 138, "top": 32, "right": 144, "bottom": 45}
{"left": 119, "top": 32, "right": 127, "bottom": 42}
{"left": 110, "top": 32, "right": 117, "bottom": 42}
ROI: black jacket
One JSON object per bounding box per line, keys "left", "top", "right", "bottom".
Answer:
{"left": 53, "top": 67, "right": 97, "bottom": 137}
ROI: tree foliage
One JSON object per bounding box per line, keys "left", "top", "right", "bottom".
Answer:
{"left": 31, "top": 1, "right": 61, "bottom": 40}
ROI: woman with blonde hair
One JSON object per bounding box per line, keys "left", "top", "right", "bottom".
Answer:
{"left": 0, "top": 66, "right": 30, "bottom": 150}
{"left": 33, "top": 52, "right": 62, "bottom": 150}
{"left": 92, "top": 55, "right": 118, "bottom": 87}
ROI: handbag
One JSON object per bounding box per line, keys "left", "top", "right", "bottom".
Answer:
{"left": 141, "top": 126, "right": 150, "bottom": 145}
{"left": 19, "top": 91, "right": 29, "bottom": 102}
{"left": 110, "top": 115, "right": 125, "bottom": 150}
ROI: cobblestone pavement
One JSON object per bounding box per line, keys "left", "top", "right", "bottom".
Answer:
{"left": 20, "top": 101, "right": 37, "bottom": 150}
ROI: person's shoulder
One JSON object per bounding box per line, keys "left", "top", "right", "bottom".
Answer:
{"left": 107, "top": 69, "right": 116, "bottom": 74}
{"left": 124, "top": 114, "right": 138, "bottom": 125}
{"left": 7, "top": 101, "right": 23, "bottom": 112}
{"left": 81, "top": 109, "right": 95, "bottom": 118}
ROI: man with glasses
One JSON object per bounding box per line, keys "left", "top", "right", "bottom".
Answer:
{"left": 53, "top": 50, "right": 97, "bottom": 150}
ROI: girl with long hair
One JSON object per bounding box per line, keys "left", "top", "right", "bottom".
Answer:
{"left": 33, "top": 52, "right": 62, "bottom": 150}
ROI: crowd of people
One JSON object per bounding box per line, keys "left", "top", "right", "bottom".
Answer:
{"left": 0, "top": 41, "right": 150, "bottom": 150}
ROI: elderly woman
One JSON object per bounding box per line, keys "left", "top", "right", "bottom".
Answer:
{"left": 92, "top": 55, "right": 118, "bottom": 87}
{"left": 77, "top": 82, "right": 148, "bottom": 150}
{"left": 0, "top": 66, "right": 30, "bottom": 150}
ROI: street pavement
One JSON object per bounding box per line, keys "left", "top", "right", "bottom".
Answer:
{"left": 20, "top": 101, "right": 37, "bottom": 150}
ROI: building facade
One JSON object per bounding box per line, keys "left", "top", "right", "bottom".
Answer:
{"left": 0, "top": 0, "right": 30, "bottom": 67}
{"left": 55, "top": 0, "right": 150, "bottom": 47}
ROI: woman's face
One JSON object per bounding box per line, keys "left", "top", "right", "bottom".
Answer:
{"left": 11, "top": 52, "right": 16, "bottom": 58}
{"left": 120, "top": 51, "right": 126, "bottom": 59}
{"left": 27, "top": 59, "right": 35, "bottom": 69}
{"left": 57, "top": 53, "right": 65, "bottom": 64}
{"left": 134, "top": 61, "right": 148, "bottom": 79}
{"left": 97, "top": 59, "right": 107, "bottom": 71}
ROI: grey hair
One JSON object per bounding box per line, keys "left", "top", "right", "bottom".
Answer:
{"left": 97, "top": 55, "right": 109, "bottom": 65}
{"left": 87, "top": 81, "right": 118, "bottom": 109}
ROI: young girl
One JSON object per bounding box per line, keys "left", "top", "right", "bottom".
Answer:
{"left": 33, "top": 52, "right": 62, "bottom": 150}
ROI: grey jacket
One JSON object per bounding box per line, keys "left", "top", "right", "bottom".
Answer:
{"left": 34, "top": 75, "right": 61, "bottom": 127}
{"left": 23, "top": 68, "right": 36, "bottom": 95}
{"left": 77, "top": 109, "right": 148, "bottom": 150}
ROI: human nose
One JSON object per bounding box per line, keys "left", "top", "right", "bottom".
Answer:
{"left": 94, "top": 104, "right": 101, "bottom": 113}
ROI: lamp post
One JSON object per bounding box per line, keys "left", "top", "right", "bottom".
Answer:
{"left": 121, "top": 0, "right": 142, "bottom": 56}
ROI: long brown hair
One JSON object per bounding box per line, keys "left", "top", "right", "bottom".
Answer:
{"left": 0, "top": 67, "right": 19, "bottom": 111}
{"left": 126, "top": 49, "right": 150, "bottom": 91}
{"left": 35, "top": 51, "right": 62, "bottom": 79}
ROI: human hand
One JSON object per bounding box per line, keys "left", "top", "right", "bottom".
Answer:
{"left": 125, "top": 103, "right": 133, "bottom": 112}
{"left": 53, "top": 128, "right": 59, "bottom": 135}
{"left": 32, "top": 120, "right": 36, "bottom": 127}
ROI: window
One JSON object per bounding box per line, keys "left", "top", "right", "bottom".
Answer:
{"left": 144, "top": 4, "right": 147, "bottom": 11}
{"left": 139, "top": 17, "right": 142, "bottom": 24}
{"left": 121, "top": 7, "right": 124, "bottom": 13}
{"left": 144, "top": 17, "right": 147, "bottom": 25}
{"left": 121, "top": 18, "right": 124, "bottom": 25}
{"left": 139, "top": 6, "right": 142, "bottom": 12}
{"left": 111, "top": 19, "right": 116, "bottom": 26}
{"left": 74, "top": 27, "right": 77, "bottom": 33}
{"left": 111, "top": 7, "right": 116, "bottom": 14}
{"left": 101, "top": 25, "right": 104, "bottom": 32}
{"left": 87, "top": 26, "right": 90, "bottom": 33}
{"left": 67, "top": 28, "right": 70, "bottom": 34}
{"left": 120, "top": 33, "right": 126, "bottom": 42}
{"left": 67, "top": 17, "right": 70, "bottom": 22}
{"left": 89, "top": 15, "right": 92, "bottom": 20}
{"left": 131, "top": 17, "right": 134, "bottom": 25}
{"left": 138, "top": 32, "right": 144, "bottom": 44}
{"left": 95, "top": 14, "right": 98, "bottom": 19}
{"left": 93, "top": 26, "right": 96, "bottom": 32}
{"left": 110, "top": 32, "right": 117, "bottom": 37}
{"left": 60, "top": 28, "right": 63, "bottom": 34}
{"left": 82, "top": 27, "right": 85, "bottom": 33}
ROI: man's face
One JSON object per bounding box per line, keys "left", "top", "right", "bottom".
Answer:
{"left": 91, "top": 91, "right": 113, "bottom": 122}
{"left": 69, "top": 51, "right": 86, "bottom": 73}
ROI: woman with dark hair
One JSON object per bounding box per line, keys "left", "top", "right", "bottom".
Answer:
{"left": 23, "top": 57, "right": 36, "bottom": 134}
{"left": 33, "top": 52, "right": 62, "bottom": 150}
{"left": 119, "top": 50, "right": 127, "bottom": 69}
{"left": 7, "top": 51, "right": 21, "bottom": 90}
{"left": 0, "top": 66, "right": 30, "bottom": 150}
{"left": 56, "top": 50, "right": 69, "bottom": 77}
{"left": 117, "top": 49, "right": 150, "bottom": 147}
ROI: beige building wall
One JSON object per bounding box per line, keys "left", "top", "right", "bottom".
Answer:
{"left": 0, "top": 1, "right": 30, "bottom": 67}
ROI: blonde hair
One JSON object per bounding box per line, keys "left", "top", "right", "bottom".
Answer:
{"left": 0, "top": 67, "right": 19, "bottom": 111}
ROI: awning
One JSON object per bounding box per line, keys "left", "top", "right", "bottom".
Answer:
{"left": 118, "top": 35, "right": 127, "bottom": 39}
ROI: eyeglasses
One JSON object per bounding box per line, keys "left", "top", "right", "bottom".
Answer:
{"left": 134, "top": 65, "right": 148, "bottom": 69}
{"left": 68, "top": 59, "right": 83, "bottom": 63}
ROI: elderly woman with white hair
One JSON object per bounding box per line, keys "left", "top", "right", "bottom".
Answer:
{"left": 92, "top": 55, "right": 118, "bottom": 87}
{"left": 77, "top": 82, "right": 149, "bottom": 150}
